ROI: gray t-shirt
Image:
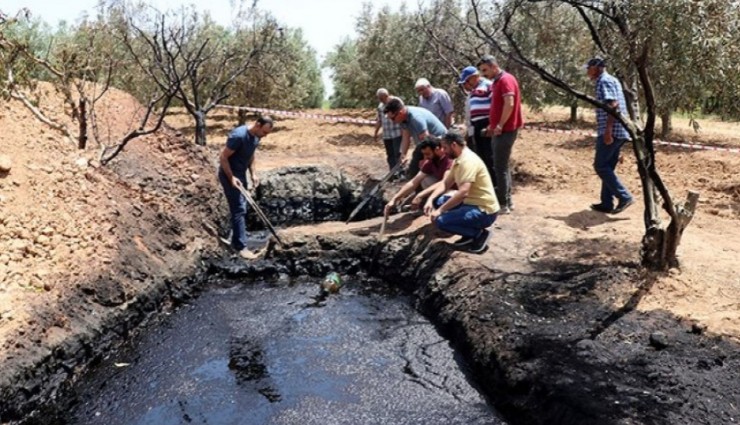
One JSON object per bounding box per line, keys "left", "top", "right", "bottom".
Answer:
{"left": 402, "top": 106, "right": 448, "bottom": 144}
{"left": 419, "top": 88, "right": 453, "bottom": 125}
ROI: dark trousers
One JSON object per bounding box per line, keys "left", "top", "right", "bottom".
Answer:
{"left": 493, "top": 129, "right": 518, "bottom": 209}
{"left": 472, "top": 119, "right": 495, "bottom": 187}
{"left": 218, "top": 169, "right": 249, "bottom": 251}
{"left": 383, "top": 136, "right": 402, "bottom": 171}
{"left": 407, "top": 144, "right": 424, "bottom": 179}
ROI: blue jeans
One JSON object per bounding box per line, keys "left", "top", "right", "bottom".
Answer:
{"left": 594, "top": 136, "right": 632, "bottom": 209}
{"left": 434, "top": 196, "right": 498, "bottom": 239}
{"left": 218, "top": 169, "right": 249, "bottom": 251}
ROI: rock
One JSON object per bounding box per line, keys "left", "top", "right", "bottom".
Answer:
{"left": 649, "top": 332, "right": 670, "bottom": 350}
{"left": 75, "top": 157, "right": 89, "bottom": 169}
{"left": 691, "top": 323, "right": 707, "bottom": 335}
{"left": 0, "top": 155, "right": 11, "bottom": 172}
{"left": 35, "top": 235, "right": 51, "bottom": 245}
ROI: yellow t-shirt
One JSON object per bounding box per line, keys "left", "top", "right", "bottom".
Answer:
{"left": 452, "top": 148, "right": 500, "bottom": 214}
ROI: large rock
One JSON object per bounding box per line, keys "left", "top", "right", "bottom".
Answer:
{"left": 0, "top": 155, "right": 11, "bottom": 172}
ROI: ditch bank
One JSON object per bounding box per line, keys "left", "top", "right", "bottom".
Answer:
{"left": 3, "top": 162, "right": 738, "bottom": 425}
{"left": 249, "top": 222, "right": 740, "bottom": 425}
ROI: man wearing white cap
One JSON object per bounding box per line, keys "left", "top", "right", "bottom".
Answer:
{"left": 415, "top": 78, "right": 454, "bottom": 128}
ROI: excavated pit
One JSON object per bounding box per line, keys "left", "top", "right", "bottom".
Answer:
{"left": 5, "top": 166, "right": 740, "bottom": 425}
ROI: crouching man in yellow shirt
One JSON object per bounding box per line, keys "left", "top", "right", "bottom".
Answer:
{"left": 424, "top": 130, "right": 500, "bottom": 253}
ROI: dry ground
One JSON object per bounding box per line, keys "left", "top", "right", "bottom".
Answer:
{"left": 0, "top": 93, "right": 738, "bottom": 371}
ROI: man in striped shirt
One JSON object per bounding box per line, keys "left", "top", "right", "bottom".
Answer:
{"left": 458, "top": 66, "right": 495, "bottom": 186}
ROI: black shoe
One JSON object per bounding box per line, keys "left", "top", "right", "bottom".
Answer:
{"left": 452, "top": 235, "right": 474, "bottom": 247}
{"left": 468, "top": 229, "right": 491, "bottom": 254}
{"left": 612, "top": 198, "right": 635, "bottom": 214}
{"left": 590, "top": 203, "right": 613, "bottom": 213}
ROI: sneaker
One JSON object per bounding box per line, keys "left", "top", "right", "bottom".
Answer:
{"left": 219, "top": 236, "right": 231, "bottom": 247}
{"left": 590, "top": 203, "right": 613, "bottom": 213}
{"left": 500, "top": 206, "right": 512, "bottom": 215}
{"left": 452, "top": 235, "right": 474, "bottom": 247}
{"left": 611, "top": 198, "right": 635, "bottom": 214}
{"left": 468, "top": 229, "right": 491, "bottom": 254}
{"left": 238, "top": 248, "right": 260, "bottom": 260}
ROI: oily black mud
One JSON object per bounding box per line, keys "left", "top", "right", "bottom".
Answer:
{"left": 250, "top": 229, "right": 740, "bottom": 425}
{"left": 29, "top": 277, "right": 505, "bottom": 425}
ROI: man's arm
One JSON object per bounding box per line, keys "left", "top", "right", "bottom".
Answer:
{"left": 604, "top": 99, "right": 618, "bottom": 145}
{"left": 248, "top": 153, "right": 259, "bottom": 188}
{"left": 219, "top": 147, "right": 238, "bottom": 187}
{"left": 493, "top": 96, "right": 515, "bottom": 136}
{"left": 374, "top": 110, "right": 382, "bottom": 140}
{"left": 385, "top": 171, "right": 427, "bottom": 214}
{"left": 424, "top": 169, "right": 455, "bottom": 215}
{"left": 399, "top": 129, "right": 411, "bottom": 164}
{"left": 444, "top": 112, "right": 453, "bottom": 128}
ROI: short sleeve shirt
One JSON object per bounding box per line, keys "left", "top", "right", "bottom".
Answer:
{"left": 419, "top": 88, "right": 454, "bottom": 124}
{"left": 490, "top": 72, "right": 523, "bottom": 132}
{"left": 402, "top": 106, "right": 448, "bottom": 144}
{"left": 420, "top": 155, "right": 453, "bottom": 181}
{"left": 224, "top": 125, "right": 260, "bottom": 178}
{"left": 595, "top": 72, "right": 630, "bottom": 140}
{"left": 452, "top": 148, "right": 499, "bottom": 214}
{"left": 378, "top": 102, "right": 401, "bottom": 139}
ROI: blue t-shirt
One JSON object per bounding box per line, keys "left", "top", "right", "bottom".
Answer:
{"left": 403, "top": 106, "right": 448, "bottom": 144}
{"left": 224, "top": 125, "right": 260, "bottom": 178}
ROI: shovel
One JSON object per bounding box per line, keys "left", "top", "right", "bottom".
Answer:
{"left": 234, "top": 180, "right": 285, "bottom": 247}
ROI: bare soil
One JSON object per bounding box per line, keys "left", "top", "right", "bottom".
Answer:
{"left": 0, "top": 86, "right": 738, "bottom": 421}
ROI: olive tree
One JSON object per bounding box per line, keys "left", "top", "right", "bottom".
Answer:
{"left": 469, "top": 0, "right": 740, "bottom": 270}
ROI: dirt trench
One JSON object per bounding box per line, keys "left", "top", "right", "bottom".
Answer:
{"left": 3, "top": 165, "right": 739, "bottom": 425}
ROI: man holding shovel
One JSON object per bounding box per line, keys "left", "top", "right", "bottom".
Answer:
{"left": 218, "top": 116, "right": 274, "bottom": 259}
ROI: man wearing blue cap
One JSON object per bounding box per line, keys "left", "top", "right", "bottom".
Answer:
{"left": 458, "top": 65, "right": 494, "bottom": 187}
{"left": 585, "top": 57, "right": 634, "bottom": 214}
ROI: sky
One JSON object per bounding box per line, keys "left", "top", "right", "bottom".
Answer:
{"left": 2, "top": 0, "right": 395, "bottom": 98}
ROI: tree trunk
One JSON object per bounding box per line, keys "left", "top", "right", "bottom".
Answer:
{"left": 660, "top": 111, "right": 672, "bottom": 139}
{"left": 194, "top": 111, "right": 207, "bottom": 146}
{"left": 569, "top": 101, "right": 577, "bottom": 123}
{"left": 78, "top": 99, "right": 88, "bottom": 150}
{"left": 238, "top": 109, "right": 247, "bottom": 126}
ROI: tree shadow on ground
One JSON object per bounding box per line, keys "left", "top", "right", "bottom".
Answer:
{"left": 546, "top": 209, "right": 631, "bottom": 230}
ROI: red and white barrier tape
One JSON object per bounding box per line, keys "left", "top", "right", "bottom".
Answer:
{"left": 215, "top": 104, "right": 376, "bottom": 125}
{"left": 216, "top": 104, "right": 740, "bottom": 154}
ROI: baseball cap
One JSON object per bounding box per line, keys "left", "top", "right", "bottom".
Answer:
{"left": 457, "top": 66, "right": 478, "bottom": 84}
{"left": 584, "top": 57, "right": 606, "bottom": 69}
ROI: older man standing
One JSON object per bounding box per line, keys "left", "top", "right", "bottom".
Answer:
{"left": 585, "top": 57, "right": 634, "bottom": 214}
{"left": 425, "top": 131, "right": 499, "bottom": 254}
{"left": 458, "top": 66, "right": 494, "bottom": 187}
{"left": 478, "top": 55, "right": 523, "bottom": 214}
{"left": 384, "top": 97, "right": 447, "bottom": 178}
{"left": 373, "top": 88, "right": 403, "bottom": 173}
{"left": 416, "top": 78, "right": 454, "bottom": 128}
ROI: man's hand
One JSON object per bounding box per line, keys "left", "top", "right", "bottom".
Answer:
{"left": 384, "top": 200, "right": 396, "bottom": 216}
{"left": 423, "top": 201, "right": 434, "bottom": 216}
{"left": 430, "top": 209, "right": 441, "bottom": 222}
{"left": 493, "top": 124, "right": 503, "bottom": 136}
{"left": 410, "top": 196, "right": 422, "bottom": 210}
{"left": 399, "top": 153, "right": 409, "bottom": 165}
{"left": 230, "top": 176, "right": 241, "bottom": 188}
{"left": 604, "top": 132, "right": 614, "bottom": 145}
{"left": 251, "top": 175, "right": 260, "bottom": 189}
